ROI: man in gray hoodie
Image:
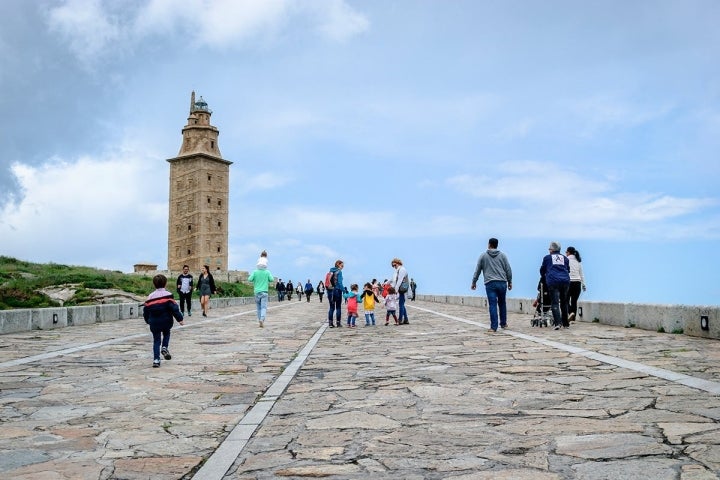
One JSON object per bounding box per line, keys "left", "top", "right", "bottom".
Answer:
{"left": 471, "top": 237, "right": 513, "bottom": 332}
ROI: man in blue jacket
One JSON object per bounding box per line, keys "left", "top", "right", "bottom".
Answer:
{"left": 540, "top": 241, "right": 571, "bottom": 330}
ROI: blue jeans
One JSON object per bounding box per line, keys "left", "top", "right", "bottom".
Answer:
{"left": 548, "top": 283, "right": 570, "bottom": 327}
{"left": 364, "top": 312, "right": 375, "bottom": 325}
{"left": 485, "top": 281, "right": 508, "bottom": 331}
{"left": 150, "top": 323, "right": 171, "bottom": 360}
{"left": 328, "top": 289, "right": 342, "bottom": 325}
{"left": 399, "top": 292, "right": 408, "bottom": 323}
{"left": 255, "top": 292, "right": 268, "bottom": 321}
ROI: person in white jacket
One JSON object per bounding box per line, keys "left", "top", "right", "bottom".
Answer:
{"left": 391, "top": 258, "right": 410, "bottom": 324}
{"left": 566, "top": 246, "right": 586, "bottom": 321}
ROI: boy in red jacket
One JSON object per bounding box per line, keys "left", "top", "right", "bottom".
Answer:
{"left": 143, "top": 274, "right": 184, "bottom": 367}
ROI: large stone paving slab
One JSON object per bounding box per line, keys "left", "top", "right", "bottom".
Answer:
{"left": 223, "top": 302, "right": 720, "bottom": 479}
{"left": 0, "top": 300, "right": 719, "bottom": 479}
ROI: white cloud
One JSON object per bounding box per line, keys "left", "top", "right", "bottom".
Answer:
{"left": 0, "top": 151, "right": 167, "bottom": 269}
{"left": 232, "top": 171, "right": 292, "bottom": 194}
{"left": 46, "top": 0, "right": 123, "bottom": 67}
{"left": 47, "top": 0, "right": 369, "bottom": 65}
{"left": 135, "top": 0, "right": 289, "bottom": 48}
{"left": 443, "top": 161, "right": 718, "bottom": 240}
{"left": 309, "top": 0, "right": 370, "bottom": 41}
{"left": 568, "top": 95, "right": 674, "bottom": 138}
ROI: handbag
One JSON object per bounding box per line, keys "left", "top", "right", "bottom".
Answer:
{"left": 399, "top": 275, "right": 409, "bottom": 294}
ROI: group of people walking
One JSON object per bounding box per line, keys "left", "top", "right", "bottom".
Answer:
{"left": 540, "top": 242, "right": 586, "bottom": 330}
{"left": 471, "top": 237, "right": 586, "bottom": 332}
{"left": 175, "top": 264, "right": 217, "bottom": 318}
{"left": 325, "top": 258, "right": 412, "bottom": 329}
{"left": 274, "top": 279, "right": 325, "bottom": 303}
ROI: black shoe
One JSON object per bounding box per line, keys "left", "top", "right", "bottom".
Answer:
{"left": 329, "top": 324, "right": 335, "bottom": 328}
{"left": 202, "top": 312, "right": 207, "bottom": 317}
{"left": 161, "top": 347, "right": 172, "bottom": 360}
{"left": 402, "top": 321, "right": 409, "bottom": 325}
{"left": 153, "top": 359, "right": 160, "bottom": 368}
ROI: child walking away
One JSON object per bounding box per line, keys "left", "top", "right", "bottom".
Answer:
{"left": 143, "top": 274, "right": 184, "bottom": 368}
{"left": 361, "top": 282, "right": 380, "bottom": 326}
{"left": 385, "top": 286, "right": 399, "bottom": 325}
{"left": 343, "top": 284, "right": 361, "bottom": 328}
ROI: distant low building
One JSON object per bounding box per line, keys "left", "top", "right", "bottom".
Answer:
{"left": 133, "top": 263, "right": 158, "bottom": 273}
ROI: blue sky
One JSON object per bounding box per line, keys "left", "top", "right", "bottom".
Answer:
{"left": 1, "top": 0, "right": 719, "bottom": 306}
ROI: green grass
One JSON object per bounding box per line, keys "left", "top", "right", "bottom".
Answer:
{"left": 0, "top": 256, "right": 255, "bottom": 310}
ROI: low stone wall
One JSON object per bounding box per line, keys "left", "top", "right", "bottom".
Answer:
{"left": 4, "top": 295, "right": 718, "bottom": 339}
{"left": 0, "top": 296, "right": 260, "bottom": 335}
{"left": 417, "top": 295, "right": 720, "bottom": 340}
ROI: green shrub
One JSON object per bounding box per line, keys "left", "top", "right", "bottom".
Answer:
{"left": 0, "top": 256, "right": 254, "bottom": 310}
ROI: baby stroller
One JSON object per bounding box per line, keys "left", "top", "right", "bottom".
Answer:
{"left": 531, "top": 277, "right": 551, "bottom": 327}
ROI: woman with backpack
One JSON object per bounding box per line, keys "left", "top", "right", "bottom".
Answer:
{"left": 326, "top": 260, "right": 344, "bottom": 328}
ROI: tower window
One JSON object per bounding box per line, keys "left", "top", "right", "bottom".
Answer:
{"left": 208, "top": 174, "right": 212, "bottom": 182}
{"left": 210, "top": 141, "right": 214, "bottom": 149}
{"left": 187, "top": 249, "right": 191, "bottom": 255}
{"left": 217, "top": 221, "right": 222, "bottom": 227}
{"left": 188, "top": 225, "right": 192, "bottom": 231}
{"left": 218, "top": 200, "right": 222, "bottom": 206}
{"left": 207, "top": 197, "right": 211, "bottom": 204}
{"left": 217, "top": 247, "right": 221, "bottom": 253}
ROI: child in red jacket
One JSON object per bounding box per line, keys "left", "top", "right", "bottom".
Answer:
{"left": 343, "top": 284, "right": 361, "bottom": 328}
{"left": 143, "top": 274, "right": 184, "bottom": 368}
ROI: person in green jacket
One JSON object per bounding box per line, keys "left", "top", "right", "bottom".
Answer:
{"left": 248, "top": 258, "right": 274, "bottom": 328}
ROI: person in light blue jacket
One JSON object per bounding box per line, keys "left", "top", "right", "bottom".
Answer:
{"left": 248, "top": 260, "right": 274, "bottom": 328}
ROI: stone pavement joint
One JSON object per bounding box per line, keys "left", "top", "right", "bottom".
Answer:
{"left": 0, "top": 300, "right": 719, "bottom": 479}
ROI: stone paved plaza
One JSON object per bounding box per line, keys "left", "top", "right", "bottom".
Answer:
{"left": 1, "top": 299, "right": 719, "bottom": 479}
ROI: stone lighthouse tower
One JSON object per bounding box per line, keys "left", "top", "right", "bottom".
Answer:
{"left": 167, "top": 92, "right": 232, "bottom": 272}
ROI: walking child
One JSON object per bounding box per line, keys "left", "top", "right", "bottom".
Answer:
{"left": 385, "top": 286, "right": 399, "bottom": 325}
{"left": 343, "top": 284, "right": 361, "bottom": 328}
{"left": 361, "top": 282, "right": 380, "bottom": 326}
{"left": 143, "top": 274, "right": 184, "bottom": 368}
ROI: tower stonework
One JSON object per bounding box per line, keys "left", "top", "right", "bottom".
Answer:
{"left": 167, "top": 92, "right": 232, "bottom": 272}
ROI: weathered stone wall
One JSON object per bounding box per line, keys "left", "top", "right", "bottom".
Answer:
{"left": 0, "top": 296, "right": 258, "bottom": 334}
{"left": 417, "top": 294, "right": 720, "bottom": 340}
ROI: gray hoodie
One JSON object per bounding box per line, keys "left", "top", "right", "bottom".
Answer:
{"left": 472, "top": 249, "right": 512, "bottom": 285}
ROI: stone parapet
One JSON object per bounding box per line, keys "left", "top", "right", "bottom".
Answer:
{"left": 32, "top": 308, "right": 67, "bottom": 330}
{"left": 0, "top": 296, "right": 259, "bottom": 335}
{"left": 417, "top": 295, "right": 720, "bottom": 340}
{"left": 67, "top": 305, "right": 97, "bottom": 326}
